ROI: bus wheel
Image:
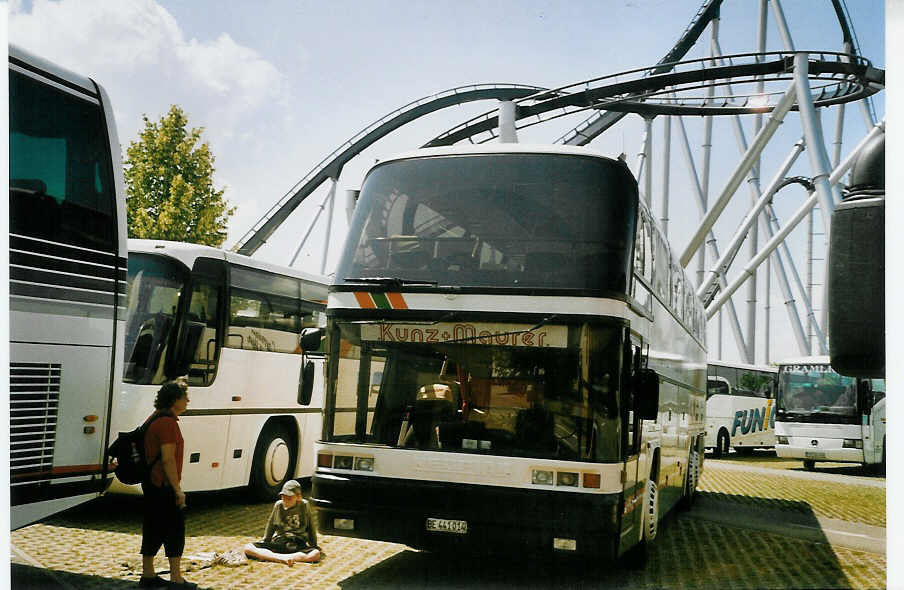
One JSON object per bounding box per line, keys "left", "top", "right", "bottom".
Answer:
{"left": 803, "top": 459, "right": 816, "bottom": 471}
{"left": 644, "top": 479, "right": 659, "bottom": 542}
{"left": 249, "top": 423, "right": 296, "bottom": 501}
{"left": 679, "top": 449, "right": 699, "bottom": 510}
{"left": 714, "top": 430, "right": 729, "bottom": 458}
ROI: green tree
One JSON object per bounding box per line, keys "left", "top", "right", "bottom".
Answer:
{"left": 125, "top": 105, "right": 234, "bottom": 246}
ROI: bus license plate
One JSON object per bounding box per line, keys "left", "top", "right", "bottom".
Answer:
{"left": 426, "top": 518, "right": 468, "bottom": 534}
{"left": 805, "top": 451, "right": 826, "bottom": 459}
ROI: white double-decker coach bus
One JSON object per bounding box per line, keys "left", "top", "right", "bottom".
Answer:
{"left": 774, "top": 356, "right": 885, "bottom": 471}
{"left": 706, "top": 361, "right": 778, "bottom": 456}
{"left": 9, "top": 46, "right": 128, "bottom": 529}
{"left": 109, "top": 240, "right": 329, "bottom": 499}
{"left": 312, "top": 141, "right": 706, "bottom": 561}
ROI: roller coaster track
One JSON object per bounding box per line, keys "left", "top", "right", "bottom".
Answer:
{"left": 232, "top": 84, "right": 546, "bottom": 256}
{"left": 422, "top": 50, "right": 881, "bottom": 147}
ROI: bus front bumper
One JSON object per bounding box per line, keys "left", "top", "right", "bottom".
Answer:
{"left": 312, "top": 472, "right": 621, "bottom": 557}
{"left": 774, "top": 443, "right": 864, "bottom": 463}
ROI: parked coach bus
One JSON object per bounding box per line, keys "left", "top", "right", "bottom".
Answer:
{"left": 311, "top": 141, "right": 706, "bottom": 563}
{"left": 108, "top": 240, "right": 329, "bottom": 499}
{"left": 774, "top": 356, "right": 885, "bottom": 471}
{"left": 9, "top": 46, "right": 128, "bottom": 529}
{"left": 706, "top": 361, "right": 778, "bottom": 456}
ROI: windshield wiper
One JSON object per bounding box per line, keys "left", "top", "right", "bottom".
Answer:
{"left": 344, "top": 276, "right": 439, "bottom": 287}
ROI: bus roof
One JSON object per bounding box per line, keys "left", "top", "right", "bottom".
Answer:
{"left": 372, "top": 143, "right": 624, "bottom": 167}
{"left": 9, "top": 44, "right": 98, "bottom": 96}
{"left": 707, "top": 359, "right": 777, "bottom": 373}
{"left": 128, "top": 239, "right": 331, "bottom": 286}
{"left": 775, "top": 355, "right": 831, "bottom": 366}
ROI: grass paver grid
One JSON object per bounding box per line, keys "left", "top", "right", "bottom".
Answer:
{"left": 698, "top": 465, "right": 886, "bottom": 527}
{"left": 10, "top": 463, "right": 886, "bottom": 589}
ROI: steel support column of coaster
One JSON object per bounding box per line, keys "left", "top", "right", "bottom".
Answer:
{"left": 680, "top": 81, "right": 797, "bottom": 269}
{"left": 707, "top": 190, "right": 819, "bottom": 320}
{"left": 321, "top": 178, "right": 338, "bottom": 275}
{"left": 660, "top": 114, "right": 672, "bottom": 239}
{"left": 695, "top": 140, "right": 810, "bottom": 356}
{"left": 794, "top": 52, "right": 839, "bottom": 236}
{"left": 290, "top": 180, "right": 337, "bottom": 267}
{"left": 675, "top": 116, "right": 750, "bottom": 362}
{"left": 707, "top": 119, "right": 887, "bottom": 320}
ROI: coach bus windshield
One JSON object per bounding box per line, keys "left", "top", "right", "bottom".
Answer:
{"left": 123, "top": 253, "right": 188, "bottom": 385}
{"left": 335, "top": 153, "right": 638, "bottom": 294}
{"left": 776, "top": 363, "right": 859, "bottom": 423}
{"left": 325, "top": 319, "right": 625, "bottom": 462}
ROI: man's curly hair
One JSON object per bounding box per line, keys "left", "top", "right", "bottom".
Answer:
{"left": 154, "top": 380, "right": 187, "bottom": 410}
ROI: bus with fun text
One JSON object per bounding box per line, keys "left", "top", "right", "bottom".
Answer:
{"left": 9, "top": 45, "right": 128, "bottom": 529}
{"left": 311, "top": 140, "right": 707, "bottom": 562}
{"left": 774, "top": 356, "right": 885, "bottom": 471}
{"left": 706, "top": 361, "right": 778, "bottom": 456}
{"left": 108, "top": 240, "right": 329, "bottom": 499}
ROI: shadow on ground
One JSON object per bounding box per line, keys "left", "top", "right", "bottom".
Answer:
{"left": 337, "top": 504, "right": 857, "bottom": 590}
{"left": 705, "top": 449, "right": 884, "bottom": 479}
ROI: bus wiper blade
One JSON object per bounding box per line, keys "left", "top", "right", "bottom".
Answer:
{"left": 344, "top": 277, "right": 439, "bottom": 287}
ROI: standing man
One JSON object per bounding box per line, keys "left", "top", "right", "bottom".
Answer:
{"left": 138, "top": 380, "right": 196, "bottom": 589}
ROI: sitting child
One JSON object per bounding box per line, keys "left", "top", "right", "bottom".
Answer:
{"left": 243, "top": 480, "right": 321, "bottom": 566}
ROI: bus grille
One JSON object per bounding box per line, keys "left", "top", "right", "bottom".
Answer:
{"left": 10, "top": 362, "right": 61, "bottom": 481}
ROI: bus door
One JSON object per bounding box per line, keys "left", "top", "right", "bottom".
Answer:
{"left": 619, "top": 334, "right": 646, "bottom": 550}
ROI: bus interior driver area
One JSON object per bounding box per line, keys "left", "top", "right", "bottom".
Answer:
{"left": 331, "top": 319, "right": 629, "bottom": 464}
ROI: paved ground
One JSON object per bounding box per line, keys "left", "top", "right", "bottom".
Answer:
{"left": 11, "top": 452, "right": 887, "bottom": 589}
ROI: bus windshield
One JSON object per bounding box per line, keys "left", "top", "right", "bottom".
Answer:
{"left": 335, "top": 153, "right": 638, "bottom": 293}
{"left": 326, "top": 319, "right": 625, "bottom": 462}
{"left": 776, "top": 363, "right": 859, "bottom": 422}
{"left": 123, "top": 253, "right": 188, "bottom": 385}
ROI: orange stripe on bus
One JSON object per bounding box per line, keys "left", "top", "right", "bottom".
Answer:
{"left": 354, "top": 292, "right": 376, "bottom": 308}
{"left": 386, "top": 292, "right": 408, "bottom": 309}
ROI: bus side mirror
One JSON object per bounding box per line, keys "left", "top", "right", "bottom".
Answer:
{"left": 635, "top": 368, "right": 659, "bottom": 420}
{"left": 297, "top": 328, "right": 323, "bottom": 405}
{"left": 300, "top": 328, "right": 324, "bottom": 352}
{"left": 298, "top": 361, "right": 315, "bottom": 405}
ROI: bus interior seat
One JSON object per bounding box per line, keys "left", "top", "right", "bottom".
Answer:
{"left": 411, "top": 383, "right": 458, "bottom": 448}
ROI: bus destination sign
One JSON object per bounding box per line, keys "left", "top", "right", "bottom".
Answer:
{"left": 360, "top": 322, "right": 567, "bottom": 347}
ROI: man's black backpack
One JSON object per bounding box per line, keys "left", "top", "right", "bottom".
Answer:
{"left": 107, "top": 414, "right": 165, "bottom": 485}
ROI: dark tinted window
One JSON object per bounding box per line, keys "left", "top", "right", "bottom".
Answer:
{"left": 9, "top": 69, "right": 116, "bottom": 251}
{"left": 336, "top": 153, "right": 638, "bottom": 293}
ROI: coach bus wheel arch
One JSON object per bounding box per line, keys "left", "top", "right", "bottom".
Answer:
{"left": 249, "top": 419, "right": 298, "bottom": 501}
{"left": 803, "top": 459, "right": 816, "bottom": 471}
{"left": 714, "top": 429, "right": 730, "bottom": 458}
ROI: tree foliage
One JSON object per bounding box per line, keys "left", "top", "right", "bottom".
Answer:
{"left": 125, "top": 105, "right": 234, "bottom": 246}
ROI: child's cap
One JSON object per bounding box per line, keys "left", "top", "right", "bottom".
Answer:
{"left": 280, "top": 480, "right": 302, "bottom": 497}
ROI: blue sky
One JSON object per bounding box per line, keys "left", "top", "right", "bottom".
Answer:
{"left": 7, "top": 0, "right": 887, "bottom": 365}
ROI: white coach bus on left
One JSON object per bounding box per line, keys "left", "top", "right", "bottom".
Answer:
{"left": 109, "top": 240, "right": 329, "bottom": 500}
{"left": 9, "top": 45, "right": 128, "bottom": 529}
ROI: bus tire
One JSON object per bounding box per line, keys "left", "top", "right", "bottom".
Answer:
{"left": 714, "top": 430, "right": 729, "bottom": 458}
{"left": 643, "top": 479, "right": 659, "bottom": 542}
{"left": 679, "top": 449, "right": 699, "bottom": 510}
{"left": 803, "top": 459, "right": 816, "bottom": 471}
{"left": 249, "top": 423, "right": 297, "bottom": 502}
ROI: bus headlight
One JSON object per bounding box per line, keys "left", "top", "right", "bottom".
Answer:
{"left": 556, "top": 471, "right": 579, "bottom": 487}
{"left": 532, "top": 469, "right": 554, "bottom": 485}
{"left": 842, "top": 438, "right": 863, "bottom": 449}
{"left": 334, "top": 455, "right": 354, "bottom": 470}
{"left": 776, "top": 435, "right": 789, "bottom": 445}
{"left": 354, "top": 456, "right": 374, "bottom": 471}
